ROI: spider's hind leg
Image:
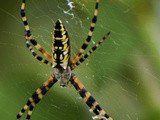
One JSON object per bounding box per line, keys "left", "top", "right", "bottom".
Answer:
{"left": 71, "top": 0, "right": 100, "bottom": 64}
{"left": 25, "top": 35, "right": 52, "bottom": 67}
{"left": 71, "top": 32, "right": 110, "bottom": 70}
{"left": 21, "top": 0, "right": 52, "bottom": 60}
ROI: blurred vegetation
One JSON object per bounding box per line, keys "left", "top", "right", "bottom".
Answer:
{"left": 0, "top": 0, "right": 160, "bottom": 120}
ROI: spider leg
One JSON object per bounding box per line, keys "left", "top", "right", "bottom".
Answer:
{"left": 70, "top": 74, "right": 113, "bottom": 120}
{"left": 16, "top": 74, "right": 57, "bottom": 120}
{"left": 71, "top": 0, "right": 100, "bottom": 64}
{"left": 21, "top": 0, "right": 52, "bottom": 59}
{"left": 71, "top": 32, "right": 110, "bottom": 70}
{"left": 25, "top": 35, "right": 52, "bottom": 66}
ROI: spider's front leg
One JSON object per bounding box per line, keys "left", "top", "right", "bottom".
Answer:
{"left": 16, "top": 74, "right": 57, "bottom": 120}
{"left": 70, "top": 74, "right": 113, "bottom": 120}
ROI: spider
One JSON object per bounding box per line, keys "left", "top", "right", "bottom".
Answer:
{"left": 16, "top": 0, "right": 112, "bottom": 120}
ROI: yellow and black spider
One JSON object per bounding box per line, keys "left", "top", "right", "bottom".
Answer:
{"left": 16, "top": 0, "right": 112, "bottom": 120}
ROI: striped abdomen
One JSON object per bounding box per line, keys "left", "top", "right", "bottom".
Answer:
{"left": 52, "top": 19, "right": 70, "bottom": 69}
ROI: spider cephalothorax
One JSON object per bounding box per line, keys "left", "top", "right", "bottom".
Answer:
{"left": 17, "top": 0, "right": 113, "bottom": 120}
{"left": 54, "top": 67, "right": 71, "bottom": 87}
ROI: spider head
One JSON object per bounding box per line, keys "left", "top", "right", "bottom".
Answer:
{"left": 54, "top": 67, "right": 71, "bottom": 87}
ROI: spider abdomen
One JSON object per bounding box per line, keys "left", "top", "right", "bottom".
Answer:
{"left": 52, "top": 19, "right": 70, "bottom": 69}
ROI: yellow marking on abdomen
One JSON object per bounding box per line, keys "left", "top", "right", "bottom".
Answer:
{"left": 62, "top": 54, "right": 68, "bottom": 61}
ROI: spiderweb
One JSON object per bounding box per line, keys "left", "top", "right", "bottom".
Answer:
{"left": 0, "top": 0, "right": 160, "bottom": 120}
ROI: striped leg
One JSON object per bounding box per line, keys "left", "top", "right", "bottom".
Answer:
{"left": 70, "top": 74, "right": 113, "bottom": 120}
{"left": 21, "top": 0, "right": 52, "bottom": 59}
{"left": 71, "top": 0, "right": 100, "bottom": 64}
{"left": 25, "top": 35, "right": 52, "bottom": 66}
{"left": 16, "top": 75, "right": 57, "bottom": 120}
{"left": 71, "top": 32, "right": 110, "bottom": 70}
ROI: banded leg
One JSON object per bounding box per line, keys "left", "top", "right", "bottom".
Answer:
{"left": 71, "top": 32, "right": 110, "bottom": 70}
{"left": 16, "top": 74, "right": 57, "bottom": 120}
{"left": 70, "top": 74, "right": 113, "bottom": 120}
{"left": 25, "top": 35, "right": 52, "bottom": 66}
{"left": 21, "top": 0, "right": 52, "bottom": 59}
{"left": 71, "top": 0, "right": 100, "bottom": 64}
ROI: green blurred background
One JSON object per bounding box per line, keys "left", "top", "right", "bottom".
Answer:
{"left": 0, "top": 0, "right": 160, "bottom": 120}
